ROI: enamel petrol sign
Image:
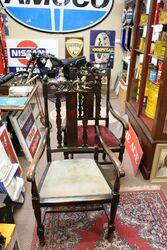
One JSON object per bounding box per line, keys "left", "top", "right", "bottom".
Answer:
{"left": 65, "top": 37, "right": 84, "bottom": 58}
{"left": 6, "top": 39, "right": 58, "bottom": 71}
{"left": 90, "top": 30, "right": 115, "bottom": 68}
{"left": 1, "top": 0, "right": 114, "bottom": 33}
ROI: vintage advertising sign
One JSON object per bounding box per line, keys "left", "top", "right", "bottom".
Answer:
{"left": 6, "top": 39, "right": 58, "bottom": 72}
{"left": 9, "top": 104, "right": 42, "bottom": 161}
{"left": 90, "top": 30, "right": 115, "bottom": 68}
{"left": 125, "top": 124, "right": 143, "bottom": 174}
{"left": 0, "top": 124, "right": 20, "bottom": 165}
{"left": 1, "top": 0, "right": 114, "bottom": 33}
{"left": 65, "top": 37, "right": 84, "bottom": 58}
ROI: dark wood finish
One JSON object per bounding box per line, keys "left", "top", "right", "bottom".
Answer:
{"left": 130, "top": 101, "right": 154, "bottom": 132}
{"left": 138, "top": 0, "right": 156, "bottom": 115}
{"left": 127, "top": 0, "right": 142, "bottom": 102}
{"left": 126, "top": 103, "right": 156, "bottom": 179}
{"left": 152, "top": 42, "right": 167, "bottom": 140}
{"left": 27, "top": 76, "right": 125, "bottom": 246}
{"left": 86, "top": 92, "right": 94, "bottom": 118}
{"left": 63, "top": 68, "right": 129, "bottom": 162}
{"left": 55, "top": 95, "right": 63, "bottom": 148}
{"left": 0, "top": 85, "right": 10, "bottom": 95}
{"left": 126, "top": 0, "right": 167, "bottom": 179}
{"left": 82, "top": 93, "right": 89, "bottom": 146}
{"left": 66, "top": 93, "right": 78, "bottom": 146}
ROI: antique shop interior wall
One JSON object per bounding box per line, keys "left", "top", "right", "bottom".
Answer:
{"left": 6, "top": 1, "right": 124, "bottom": 87}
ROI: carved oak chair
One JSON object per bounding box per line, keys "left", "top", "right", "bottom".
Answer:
{"left": 26, "top": 77, "right": 125, "bottom": 246}
{"left": 63, "top": 67, "right": 129, "bottom": 162}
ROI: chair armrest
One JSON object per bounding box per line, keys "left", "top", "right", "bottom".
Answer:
{"left": 96, "top": 125, "right": 125, "bottom": 179}
{"left": 27, "top": 128, "right": 48, "bottom": 182}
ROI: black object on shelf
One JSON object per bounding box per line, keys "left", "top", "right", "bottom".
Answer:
{"left": 0, "top": 194, "right": 14, "bottom": 224}
{"left": 0, "top": 232, "right": 6, "bottom": 249}
{"left": 6, "top": 116, "right": 22, "bottom": 156}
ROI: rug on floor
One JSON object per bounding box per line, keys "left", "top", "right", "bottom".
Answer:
{"left": 31, "top": 190, "right": 167, "bottom": 250}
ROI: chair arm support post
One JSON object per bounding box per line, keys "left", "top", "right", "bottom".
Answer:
{"left": 96, "top": 126, "right": 125, "bottom": 179}
{"left": 107, "top": 101, "right": 129, "bottom": 134}
{"left": 27, "top": 129, "right": 48, "bottom": 182}
{"left": 43, "top": 77, "right": 52, "bottom": 163}
{"left": 94, "top": 145, "right": 99, "bottom": 162}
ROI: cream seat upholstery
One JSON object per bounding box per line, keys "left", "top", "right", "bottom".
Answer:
{"left": 40, "top": 159, "right": 112, "bottom": 203}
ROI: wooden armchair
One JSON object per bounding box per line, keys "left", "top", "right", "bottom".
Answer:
{"left": 26, "top": 77, "right": 125, "bottom": 246}
{"left": 63, "top": 67, "right": 129, "bottom": 162}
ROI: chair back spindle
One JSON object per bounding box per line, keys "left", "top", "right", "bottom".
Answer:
{"left": 66, "top": 93, "right": 78, "bottom": 147}
{"left": 55, "top": 95, "right": 63, "bottom": 148}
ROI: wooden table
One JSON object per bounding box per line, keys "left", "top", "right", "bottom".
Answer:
{"left": 0, "top": 84, "right": 39, "bottom": 112}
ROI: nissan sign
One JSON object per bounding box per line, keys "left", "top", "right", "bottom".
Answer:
{"left": 1, "top": 0, "right": 114, "bottom": 33}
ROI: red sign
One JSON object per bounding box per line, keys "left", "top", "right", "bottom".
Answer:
{"left": 0, "top": 124, "right": 21, "bottom": 174}
{"left": 0, "top": 14, "right": 7, "bottom": 74}
{"left": 125, "top": 124, "right": 143, "bottom": 174}
{"left": 16, "top": 40, "right": 37, "bottom": 65}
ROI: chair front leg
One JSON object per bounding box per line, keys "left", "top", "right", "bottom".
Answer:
{"left": 118, "top": 145, "right": 125, "bottom": 163}
{"left": 31, "top": 181, "right": 45, "bottom": 246}
{"left": 63, "top": 129, "right": 69, "bottom": 159}
{"left": 64, "top": 152, "right": 69, "bottom": 159}
{"left": 107, "top": 192, "right": 120, "bottom": 242}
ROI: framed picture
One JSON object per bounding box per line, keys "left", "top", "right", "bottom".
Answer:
{"left": 150, "top": 144, "right": 167, "bottom": 183}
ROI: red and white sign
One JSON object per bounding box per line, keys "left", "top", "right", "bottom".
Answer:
{"left": 125, "top": 124, "right": 143, "bottom": 174}
{"left": 6, "top": 39, "right": 58, "bottom": 71}
{"left": 0, "top": 124, "right": 21, "bottom": 174}
{"left": 9, "top": 104, "right": 42, "bottom": 161}
{"left": 0, "top": 14, "right": 8, "bottom": 74}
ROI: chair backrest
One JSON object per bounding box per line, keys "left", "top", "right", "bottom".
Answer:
{"left": 43, "top": 72, "right": 102, "bottom": 161}
{"left": 77, "top": 67, "right": 111, "bottom": 125}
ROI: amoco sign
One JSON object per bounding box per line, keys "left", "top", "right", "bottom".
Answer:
{"left": 1, "top": 0, "right": 114, "bottom": 33}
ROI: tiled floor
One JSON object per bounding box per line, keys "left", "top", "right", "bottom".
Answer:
{"left": 13, "top": 91, "right": 167, "bottom": 250}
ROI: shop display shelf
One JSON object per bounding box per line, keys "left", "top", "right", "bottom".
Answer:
{"left": 148, "top": 54, "right": 164, "bottom": 61}
{"left": 126, "top": 0, "right": 167, "bottom": 180}
{"left": 135, "top": 49, "right": 145, "bottom": 54}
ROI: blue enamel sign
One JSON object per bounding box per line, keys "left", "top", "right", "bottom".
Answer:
{"left": 1, "top": 0, "right": 114, "bottom": 33}
{"left": 90, "top": 30, "right": 115, "bottom": 68}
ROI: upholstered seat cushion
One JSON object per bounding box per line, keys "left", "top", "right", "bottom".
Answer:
{"left": 77, "top": 125, "right": 120, "bottom": 147}
{"left": 40, "top": 159, "right": 112, "bottom": 203}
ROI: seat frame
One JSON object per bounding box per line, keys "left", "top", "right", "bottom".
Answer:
{"left": 27, "top": 76, "right": 125, "bottom": 246}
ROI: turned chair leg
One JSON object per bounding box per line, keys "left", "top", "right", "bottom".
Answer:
{"left": 107, "top": 193, "right": 120, "bottom": 242}
{"left": 64, "top": 152, "right": 69, "bottom": 159}
{"left": 32, "top": 199, "right": 45, "bottom": 246}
